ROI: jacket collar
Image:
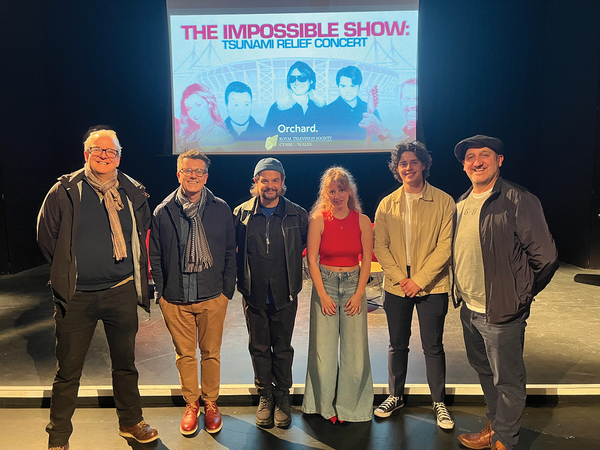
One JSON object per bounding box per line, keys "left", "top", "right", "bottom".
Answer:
{"left": 164, "top": 186, "right": 217, "bottom": 209}
{"left": 58, "top": 168, "right": 85, "bottom": 187}
{"left": 459, "top": 177, "right": 503, "bottom": 202}
{"left": 245, "top": 196, "right": 296, "bottom": 216}
{"left": 390, "top": 181, "right": 434, "bottom": 202}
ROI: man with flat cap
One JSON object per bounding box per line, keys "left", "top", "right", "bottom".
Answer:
{"left": 452, "top": 135, "right": 558, "bottom": 450}
{"left": 233, "top": 158, "right": 308, "bottom": 428}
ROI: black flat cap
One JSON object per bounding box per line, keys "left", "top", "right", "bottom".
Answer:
{"left": 454, "top": 135, "right": 504, "bottom": 161}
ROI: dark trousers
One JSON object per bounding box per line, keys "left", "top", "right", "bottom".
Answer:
{"left": 460, "top": 304, "right": 527, "bottom": 450}
{"left": 47, "top": 281, "right": 143, "bottom": 447}
{"left": 383, "top": 291, "right": 448, "bottom": 402}
{"left": 243, "top": 298, "right": 298, "bottom": 398}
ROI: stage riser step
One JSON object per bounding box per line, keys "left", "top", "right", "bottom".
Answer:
{"left": 2, "top": 384, "right": 599, "bottom": 408}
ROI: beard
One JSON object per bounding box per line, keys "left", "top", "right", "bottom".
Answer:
{"left": 260, "top": 188, "right": 281, "bottom": 201}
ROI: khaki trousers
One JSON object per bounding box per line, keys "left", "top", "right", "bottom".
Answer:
{"left": 160, "top": 294, "right": 228, "bottom": 402}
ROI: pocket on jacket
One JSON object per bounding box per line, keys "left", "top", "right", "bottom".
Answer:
{"left": 247, "top": 233, "right": 257, "bottom": 255}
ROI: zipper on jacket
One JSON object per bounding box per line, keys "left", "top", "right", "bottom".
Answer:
{"left": 266, "top": 215, "right": 271, "bottom": 254}
{"left": 281, "top": 212, "right": 292, "bottom": 300}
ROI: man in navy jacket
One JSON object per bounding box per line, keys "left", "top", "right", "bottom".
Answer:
{"left": 149, "top": 149, "right": 236, "bottom": 436}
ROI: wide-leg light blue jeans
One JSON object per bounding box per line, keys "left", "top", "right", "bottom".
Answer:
{"left": 302, "top": 266, "right": 374, "bottom": 422}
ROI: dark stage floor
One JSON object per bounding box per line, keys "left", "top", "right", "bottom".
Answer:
{"left": 1, "top": 263, "right": 599, "bottom": 392}
{"left": 0, "top": 263, "right": 599, "bottom": 448}
{"left": 2, "top": 403, "right": 600, "bottom": 449}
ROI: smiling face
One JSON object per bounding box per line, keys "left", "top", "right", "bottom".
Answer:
{"left": 289, "top": 68, "right": 310, "bottom": 96}
{"left": 227, "top": 91, "right": 252, "bottom": 126}
{"left": 184, "top": 93, "right": 210, "bottom": 127}
{"left": 338, "top": 76, "right": 360, "bottom": 104}
{"left": 177, "top": 157, "right": 208, "bottom": 202}
{"left": 401, "top": 84, "right": 417, "bottom": 128}
{"left": 398, "top": 151, "right": 425, "bottom": 192}
{"left": 84, "top": 134, "right": 121, "bottom": 182}
{"left": 327, "top": 182, "right": 350, "bottom": 211}
{"left": 255, "top": 169, "right": 284, "bottom": 207}
{"left": 463, "top": 146, "right": 504, "bottom": 193}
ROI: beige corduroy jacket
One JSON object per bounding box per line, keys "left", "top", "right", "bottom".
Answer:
{"left": 374, "top": 181, "right": 454, "bottom": 297}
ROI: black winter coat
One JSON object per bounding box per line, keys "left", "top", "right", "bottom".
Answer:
{"left": 149, "top": 188, "right": 236, "bottom": 303}
{"left": 453, "top": 178, "right": 559, "bottom": 324}
{"left": 37, "top": 168, "right": 151, "bottom": 311}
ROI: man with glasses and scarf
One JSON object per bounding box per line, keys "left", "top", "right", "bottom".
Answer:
{"left": 149, "top": 149, "right": 236, "bottom": 436}
{"left": 37, "top": 126, "right": 158, "bottom": 450}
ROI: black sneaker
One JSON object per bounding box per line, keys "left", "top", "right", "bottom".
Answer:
{"left": 374, "top": 395, "right": 404, "bottom": 418}
{"left": 433, "top": 402, "right": 454, "bottom": 429}
{"left": 255, "top": 394, "right": 274, "bottom": 427}
{"left": 274, "top": 395, "right": 292, "bottom": 428}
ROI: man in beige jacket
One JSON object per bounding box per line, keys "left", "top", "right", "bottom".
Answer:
{"left": 373, "top": 141, "right": 455, "bottom": 429}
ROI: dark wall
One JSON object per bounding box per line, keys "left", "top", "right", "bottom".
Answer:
{"left": 539, "top": 0, "right": 600, "bottom": 268}
{"left": 1, "top": 0, "right": 599, "bottom": 273}
{"left": 419, "top": 0, "right": 546, "bottom": 196}
{"left": 1, "top": 0, "right": 52, "bottom": 273}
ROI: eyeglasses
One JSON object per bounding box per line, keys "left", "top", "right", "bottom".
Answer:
{"left": 288, "top": 75, "right": 308, "bottom": 83}
{"left": 398, "top": 160, "right": 422, "bottom": 169}
{"left": 88, "top": 147, "right": 120, "bottom": 158}
{"left": 180, "top": 168, "right": 208, "bottom": 177}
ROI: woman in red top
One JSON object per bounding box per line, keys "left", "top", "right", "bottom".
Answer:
{"left": 302, "top": 166, "right": 374, "bottom": 423}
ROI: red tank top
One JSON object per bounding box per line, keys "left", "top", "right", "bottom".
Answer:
{"left": 319, "top": 209, "right": 362, "bottom": 266}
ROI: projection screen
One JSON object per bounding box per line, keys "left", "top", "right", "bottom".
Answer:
{"left": 167, "top": 1, "right": 418, "bottom": 154}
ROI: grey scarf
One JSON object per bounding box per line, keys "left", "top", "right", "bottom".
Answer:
{"left": 84, "top": 165, "right": 127, "bottom": 261}
{"left": 176, "top": 187, "right": 213, "bottom": 273}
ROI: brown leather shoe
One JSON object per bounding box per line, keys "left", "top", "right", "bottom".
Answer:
{"left": 492, "top": 440, "right": 507, "bottom": 450}
{"left": 118, "top": 420, "right": 159, "bottom": 443}
{"left": 48, "top": 445, "right": 69, "bottom": 450}
{"left": 204, "top": 401, "right": 223, "bottom": 433}
{"left": 180, "top": 400, "right": 201, "bottom": 435}
{"left": 457, "top": 421, "right": 493, "bottom": 449}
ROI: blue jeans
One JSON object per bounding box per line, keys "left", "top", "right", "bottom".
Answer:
{"left": 461, "top": 304, "right": 528, "bottom": 450}
{"left": 302, "top": 266, "right": 374, "bottom": 422}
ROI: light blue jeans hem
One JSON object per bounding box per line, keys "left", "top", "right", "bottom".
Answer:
{"left": 301, "top": 409, "right": 373, "bottom": 423}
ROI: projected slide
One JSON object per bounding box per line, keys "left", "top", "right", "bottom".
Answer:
{"left": 169, "top": 9, "right": 417, "bottom": 154}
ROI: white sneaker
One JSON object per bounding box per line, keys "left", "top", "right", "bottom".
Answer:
{"left": 433, "top": 402, "right": 454, "bottom": 429}
{"left": 374, "top": 395, "right": 404, "bottom": 418}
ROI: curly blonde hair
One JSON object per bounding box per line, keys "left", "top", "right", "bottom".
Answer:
{"left": 310, "top": 166, "right": 362, "bottom": 220}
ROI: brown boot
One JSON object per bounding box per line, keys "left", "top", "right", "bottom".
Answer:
{"left": 118, "top": 420, "right": 159, "bottom": 443}
{"left": 180, "top": 400, "right": 201, "bottom": 435}
{"left": 204, "top": 401, "right": 223, "bottom": 434}
{"left": 457, "top": 421, "right": 493, "bottom": 449}
{"left": 492, "top": 440, "right": 507, "bottom": 450}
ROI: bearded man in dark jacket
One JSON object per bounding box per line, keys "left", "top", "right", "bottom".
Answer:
{"left": 233, "top": 158, "right": 308, "bottom": 429}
